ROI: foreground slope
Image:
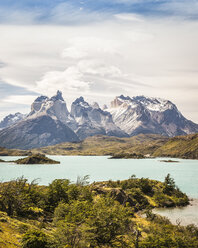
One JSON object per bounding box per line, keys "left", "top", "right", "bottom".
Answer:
{"left": 0, "top": 176, "right": 195, "bottom": 248}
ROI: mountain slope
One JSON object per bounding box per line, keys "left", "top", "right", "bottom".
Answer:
{"left": 70, "top": 97, "right": 128, "bottom": 139}
{"left": 108, "top": 95, "right": 198, "bottom": 137}
{"left": 153, "top": 133, "right": 198, "bottom": 159}
{"left": 0, "top": 91, "right": 80, "bottom": 149}
{"left": 0, "top": 115, "right": 79, "bottom": 149}
{"left": 0, "top": 92, "right": 198, "bottom": 149}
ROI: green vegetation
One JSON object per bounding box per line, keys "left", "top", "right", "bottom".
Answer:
{"left": 0, "top": 175, "right": 196, "bottom": 247}
{"left": 0, "top": 147, "right": 31, "bottom": 156}
{"left": 154, "top": 133, "right": 198, "bottom": 159}
{"left": 33, "top": 134, "right": 168, "bottom": 156}
{"left": 160, "top": 160, "right": 179, "bottom": 163}
{"left": 0, "top": 158, "right": 5, "bottom": 162}
{"left": 15, "top": 154, "right": 60, "bottom": 164}
{"left": 1, "top": 133, "right": 198, "bottom": 160}
{"left": 110, "top": 152, "right": 146, "bottom": 159}
{"left": 21, "top": 229, "right": 48, "bottom": 248}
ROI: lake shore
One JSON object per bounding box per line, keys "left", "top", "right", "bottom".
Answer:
{"left": 153, "top": 198, "right": 198, "bottom": 226}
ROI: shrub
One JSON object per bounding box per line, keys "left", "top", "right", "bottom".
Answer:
{"left": 21, "top": 229, "right": 48, "bottom": 248}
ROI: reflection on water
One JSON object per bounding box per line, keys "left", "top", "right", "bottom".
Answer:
{"left": 153, "top": 199, "right": 198, "bottom": 226}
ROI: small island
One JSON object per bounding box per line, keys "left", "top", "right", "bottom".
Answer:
{"left": 15, "top": 154, "right": 60, "bottom": 164}
{"left": 0, "top": 159, "right": 5, "bottom": 162}
{"left": 110, "top": 152, "right": 145, "bottom": 159}
{"left": 160, "top": 160, "right": 179, "bottom": 163}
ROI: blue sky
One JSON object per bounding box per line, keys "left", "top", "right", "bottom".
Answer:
{"left": 0, "top": 0, "right": 198, "bottom": 24}
{"left": 0, "top": 0, "right": 198, "bottom": 122}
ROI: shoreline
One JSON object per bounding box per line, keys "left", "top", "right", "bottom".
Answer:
{"left": 153, "top": 198, "right": 198, "bottom": 227}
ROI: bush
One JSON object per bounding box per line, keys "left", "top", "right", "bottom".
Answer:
{"left": 21, "top": 229, "right": 48, "bottom": 248}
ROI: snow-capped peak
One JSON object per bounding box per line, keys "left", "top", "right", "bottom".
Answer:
{"left": 111, "top": 95, "right": 176, "bottom": 112}
{"left": 72, "top": 97, "right": 90, "bottom": 108}
{"left": 0, "top": 112, "right": 26, "bottom": 129}
{"left": 131, "top": 95, "right": 175, "bottom": 112}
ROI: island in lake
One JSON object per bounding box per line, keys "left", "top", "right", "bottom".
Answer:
{"left": 160, "top": 160, "right": 179, "bottom": 163}
{"left": 15, "top": 154, "right": 60, "bottom": 164}
{"left": 110, "top": 152, "right": 146, "bottom": 159}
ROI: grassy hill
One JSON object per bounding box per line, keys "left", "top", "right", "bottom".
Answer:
{"left": 153, "top": 133, "right": 198, "bottom": 159}
{"left": 33, "top": 134, "right": 168, "bottom": 156}
{"left": 0, "top": 147, "right": 31, "bottom": 156}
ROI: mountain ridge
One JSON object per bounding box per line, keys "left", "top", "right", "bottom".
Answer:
{"left": 0, "top": 91, "right": 198, "bottom": 149}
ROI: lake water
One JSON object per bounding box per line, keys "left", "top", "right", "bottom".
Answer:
{"left": 153, "top": 199, "right": 198, "bottom": 226}
{"left": 0, "top": 156, "right": 198, "bottom": 226}
{"left": 0, "top": 156, "right": 197, "bottom": 197}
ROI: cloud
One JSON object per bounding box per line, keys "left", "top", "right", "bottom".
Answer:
{"left": 0, "top": 8, "right": 198, "bottom": 121}
{"left": 35, "top": 66, "right": 91, "bottom": 98}
{"left": 62, "top": 47, "right": 87, "bottom": 59}
{"left": 3, "top": 95, "right": 37, "bottom": 105}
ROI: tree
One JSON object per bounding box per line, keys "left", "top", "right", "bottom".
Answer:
{"left": 0, "top": 177, "right": 41, "bottom": 217}
{"left": 47, "top": 179, "right": 70, "bottom": 212}
{"left": 86, "top": 197, "right": 131, "bottom": 247}
{"left": 163, "top": 174, "right": 176, "bottom": 195}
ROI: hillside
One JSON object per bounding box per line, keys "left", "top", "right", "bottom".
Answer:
{"left": 153, "top": 133, "right": 198, "bottom": 159}
{"left": 33, "top": 134, "right": 168, "bottom": 156}
{"left": 0, "top": 176, "right": 196, "bottom": 248}
{"left": 0, "top": 147, "right": 31, "bottom": 156}
{"left": 1, "top": 133, "right": 198, "bottom": 159}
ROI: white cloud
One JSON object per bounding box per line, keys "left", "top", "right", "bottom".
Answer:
{"left": 0, "top": 15, "right": 198, "bottom": 122}
{"left": 115, "top": 13, "right": 144, "bottom": 22}
{"left": 35, "top": 66, "right": 91, "bottom": 98}
{"left": 62, "top": 47, "right": 87, "bottom": 59}
{"left": 3, "top": 95, "right": 37, "bottom": 105}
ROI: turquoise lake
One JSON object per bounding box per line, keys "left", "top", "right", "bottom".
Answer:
{"left": 0, "top": 156, "right": 198, "bottom": 226}
{"left": 0, "top": 156, "right": 197, "bottom": 198}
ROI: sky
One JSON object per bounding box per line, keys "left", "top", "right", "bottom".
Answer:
{"left": 0, "top": 0, "right": 198, "bottom": 122}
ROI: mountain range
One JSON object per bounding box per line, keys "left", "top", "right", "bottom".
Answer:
{"left": 0, "top": 91, "right": 198, "bottom": 149}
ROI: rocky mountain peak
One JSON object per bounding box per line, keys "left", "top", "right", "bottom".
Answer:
{"left": 102, "top": 104, "right": 108, "bottom": 110}
{"left": 0, "top": 112, "right": 26, "bottom": 129}
{"left": 34, "top": 95, "right": 49, "bottom": 103}
{"left": 132, "top": 95, "right": 176, "bottom": 112}
{"left": 92, "top": 102, "right": 100, "bottom": 109}
{"left": 50, "top": 90, "right": 64, "bottom": 102}
{"left": 1, "top": 92, "right": 198, "bottom": 150}
{"left": 72, "top": 97, "right": 90, "bottom": 109}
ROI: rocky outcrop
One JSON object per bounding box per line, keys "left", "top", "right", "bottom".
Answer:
{"left": 91, "top": 186, "right": 136, "bottom": 207}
